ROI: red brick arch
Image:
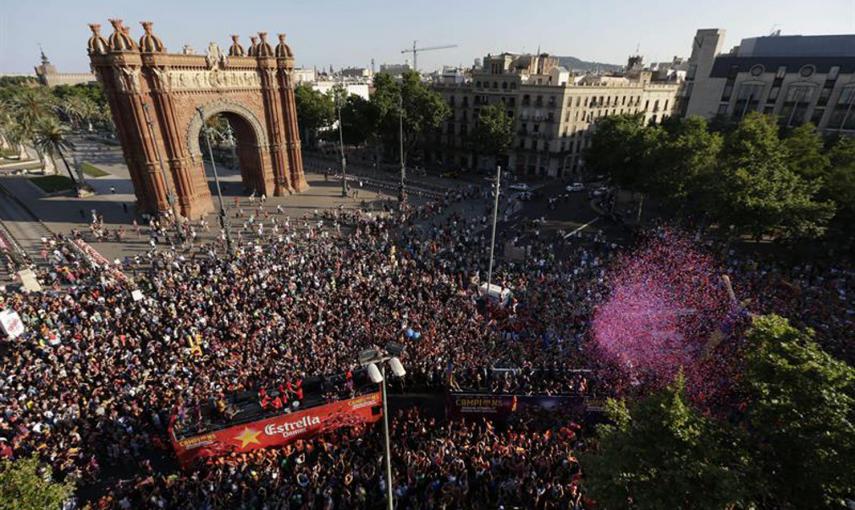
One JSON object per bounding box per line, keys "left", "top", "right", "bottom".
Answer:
{"left": 87, "top": 20, "right": 306, "bottom": 219}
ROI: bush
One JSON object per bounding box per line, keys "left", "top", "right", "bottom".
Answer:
{"left": 29, "top": 175, "right": 75, "bottom": 193}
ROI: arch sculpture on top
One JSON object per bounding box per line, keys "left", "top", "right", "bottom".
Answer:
{"left": 87, "top": 20, "right": 307, "bottom": 218}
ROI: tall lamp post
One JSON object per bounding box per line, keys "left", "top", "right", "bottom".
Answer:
{"left": 196, "top": 107, "right": 233, "bottom": 253}
{"left": 336, "top": 81, "right": 348, "bottom": 198}
{"left": 141, "top": 103, "right": 183, "bottom": 243}
{"left": 359, "top": 343, "right": 407, "bottom": 510}
{"left": 398, "top": 91, "right": 406, "bottom": 205}
{"left": 485, "top": 165, "right": 501, "bottom": 291}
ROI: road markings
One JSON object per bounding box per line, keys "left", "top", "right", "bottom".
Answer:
{"left": 563, "top": 217, "right": 600, "bottom": 239}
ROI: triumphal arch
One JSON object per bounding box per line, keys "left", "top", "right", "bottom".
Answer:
{"left": 87, "top": 19, "right": 307, "bottom": 218}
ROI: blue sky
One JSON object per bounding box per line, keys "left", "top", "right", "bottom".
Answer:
{"left": 1, "top": 0, "right": 854, "bottom": 74}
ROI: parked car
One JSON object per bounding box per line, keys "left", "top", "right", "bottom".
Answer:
{"left": 590, "top": 186, "right": 609, "bottom": 197}
{"left": 565, "top": 182, "right": 585, "bottom": 192}
{"left": 509, "top": 183, "right": 532, "bottom": 191}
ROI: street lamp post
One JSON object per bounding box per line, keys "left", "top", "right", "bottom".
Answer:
{"left": 141, "top": 103, "right": 183, "bottom": 243}
{"left": 398, "top": 92, "right": 406, "bottom": 205}
{"left": 196, "top": 107, "right": 233, "bottom": 253}
{"left": 336, "top": 82, "right": 348, "bottom": 198}
{"left": 359, "top": 344, "right": 407, "bottom": 510}
{"left": 486, "top": 165, "right": 501, "bottom": 291}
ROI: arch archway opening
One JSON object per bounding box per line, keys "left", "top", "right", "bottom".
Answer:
{"left": 198, "top": 112, "right": 267, "bottom": 197}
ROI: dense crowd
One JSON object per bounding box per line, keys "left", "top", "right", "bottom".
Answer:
{"left": 0, "top": 181, "right": 851, "bottom": 508}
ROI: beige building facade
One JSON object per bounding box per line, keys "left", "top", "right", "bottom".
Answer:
{"left": 433, "top": 53, "right": 680, "bottom": 178}
{"left": 682, "top": 29, "right": 855, "bottom": 133}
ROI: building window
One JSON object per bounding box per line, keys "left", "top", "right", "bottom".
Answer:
{"left": 502, "top": 82, "right": 508, "bottom": 89}
{"left": 644, "top": 99, "right": 650, "bottom": 111}
{"left": 829, "top": 86, "right": 855, "bottom": 130}
{"left": 780, "top": 85, "right": 815, "bottom": 127}
{"left": 810, "top": 107, "right": 825, "bottom": 126}
{"left": 750, "top": 64, "right": 765, "bottom": 77}
{"left": 733, "top": 83, "right": 764, "bottom": 119}
{"left": 508, "top": 97, "right": 515, "bottom": 107}
{"left": 768, "top": 86, "right": 780, "bottom": 103}
{"left": 536, "top": 95, "right": 543, "bottom": 107}
{"left": 522, "top": 95, "right": 530, "bottom": 106}
{"left": 722, "top": 81, "right": 734, "bottom": 102}
{"left": 493, "top": 81, "right": 498, "bottom": 89}
{"left": 717, "top": 103, "right": 729, "bottom": 115}
{"left": 828, "top": 66, "right": 840, "bottom": 81}
{"left": 476, "top": 81, "right": 481, "bottom": 88}
{"left": 775, "top": 66, "right": 787, "bottom": 79}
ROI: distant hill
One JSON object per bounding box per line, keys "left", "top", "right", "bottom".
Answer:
{"left": 555, "top": 56, "right": 622, "bottom": 73}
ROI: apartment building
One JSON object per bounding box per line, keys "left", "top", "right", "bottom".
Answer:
{"left": 433, "top": 53, "right": 680, "bottom": 178}
{"left": 682, "top": 29, "right": 855, "bottom": 133}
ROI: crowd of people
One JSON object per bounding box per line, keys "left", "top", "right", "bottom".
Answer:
{"left": 0, "top": 178, "right": 851, "bottom": 508}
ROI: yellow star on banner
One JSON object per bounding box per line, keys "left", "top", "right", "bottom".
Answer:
{"left": 234, "top": 427, "right": 262, "bottom": 448}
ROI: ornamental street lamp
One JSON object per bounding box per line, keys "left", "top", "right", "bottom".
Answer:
{"left": 398, "top": 91, "right": 406, "bottom": 205}
{"left": 486, "top": 165, "right": 501, "bottom": 292}
{"left": 358, "top": 343, "right": 406, "bottom": 510}
{"left": 335, "top": 81, "right": 348, "bottom": 198}
{"left": 197, "top": 107, "right": 233, "bottom": 254}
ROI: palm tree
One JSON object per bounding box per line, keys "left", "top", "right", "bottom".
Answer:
{"left": 11, "top": 88, "right": 54, "bottom": 133}
{"left": 0, "top": 99, "right": 14, "bottom": 152}
{"left": 77, "top": 98, "right": 99, "bottom": 132}
{"left": 33, "top": 117, "right": 78, "bottom": 188}
{"left": 60, "top": 96, "right": 84, "bottom": 130}
{"left": 10, "top": 88, "right": 56, "bottom": 167}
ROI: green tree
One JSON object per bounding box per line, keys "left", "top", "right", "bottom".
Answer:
{"left": 371, "top": 71, "right": 450, "bottom": 163}
{"left": 783, "top": 123, "right": 830, "bottom": 181}
{"left": 650, "top": 116, "right": 722, "bottom": 211}
{"left": 818, "top": 138, "right": 855, "bottom": 247}
{"left": 741, "top": 315, "right": 855, "bottom": 509}
{"left": 473, "top": 102, "right": 514, "bottom": 167}
{"left": 294, "top": 83, "right": 334, "bottom": 147}
{"left": 584, "top": 113, "right": 649, "bottom": 189}
{"left": 585, "top": 113, "right": 664, "bottom": 220}
{"left": 715, "top": 113, "right": 834, "bottom": 239}
{"left": 33, "top": 116, "right": 78, "bottom": 186}
{"left": 340, "top": 94, "right": 379, "bottom": 147}
{"left": 0, "top": 455, "right": 74, "bottom": 510}
{"left": 582, "top": 373, "right": 746, "bottom": 510}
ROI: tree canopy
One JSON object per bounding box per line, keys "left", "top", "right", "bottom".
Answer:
{"left": 371, "top": 71, "right": 450, "bottom": 162}
{"left": 741, "top": 314, "right": 855, "bottom": 509}
{"left": 0, "top": 455, "right": 74, "bottom": 510}
{"left": 582, "top": 373, "right": 745, "bottom": 510}
{"left": 294, "top": 83, "right": 334, "bottom": 146}
{"left": 581, "top": 314, "right": 855, "bottom": 509}
{"left": 473, "top": 102, "right": 514, "bottom": 159}
{"left": 585, "top": 112, "right": 841, "bottom": 242}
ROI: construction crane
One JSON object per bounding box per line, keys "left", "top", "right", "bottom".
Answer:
{"left": 401, "top": 41, "right": 458, "bottom": 72}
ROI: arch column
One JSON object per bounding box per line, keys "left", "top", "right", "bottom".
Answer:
{"left": 277, "top": 59, "right": 307, "bottom": 191}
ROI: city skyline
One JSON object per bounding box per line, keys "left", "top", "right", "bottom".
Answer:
{"left": 2, "top": 0, "right": 855, "bottom": 75}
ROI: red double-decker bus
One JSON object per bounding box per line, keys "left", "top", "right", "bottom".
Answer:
{"left": 169, "top": 371, "right": 383, "bottom": 467}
